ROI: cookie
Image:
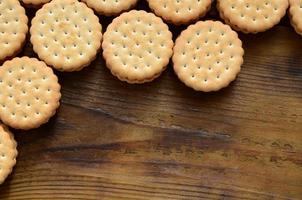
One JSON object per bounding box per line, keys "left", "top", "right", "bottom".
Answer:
{"left": 0, "top": 124, "right": 17, "bottom": 184}
{"left": 102, "top": 10, "right": 174, "bottom": 84}
{"left": 147, "top": 0, "right": 212, "bottom": 25}
{"left": 217, "top": 0, "right": 289, "bottom": 33}
{"left": 289, "top": 0, "right": 302, "bottom": 36}
{"left": 30, "top": 0, "right": 103, "bottom": 72}
{"left": 0, "top": 57, "right": 61, "bottom": 130}
{"left": 0, "top": 0, "right": 28, "bottom": 62}
{"left": 173, "top": 20, "right": 244, "bottom": 92}
{"left": 81, "top": 0, "right": 138, "bottom": 16}
{"left": 21, "top": 0, "right": 51, "bottom": 8}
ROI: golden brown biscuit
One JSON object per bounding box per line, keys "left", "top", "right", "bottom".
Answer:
{"left": 21, "top": 0, "right": 51, "bottom": 7}
{"left": 0, "top": 0, "right": 28, "bottom": 62}
{"left": 147, "top": 0, "right": 212, "bottom": 25}
{"left": 0, "top": 57, "right": 61, "bottom": 130}
{"left": 102, "top": 10, "right": 174, "bottom": 83}
{"left": 30, "top": 0, "right": 102, "bottom": 72}
{"left": 289, "top": 0, "right": 302, "bottom": 36}
{"left": 217, "top": 0, "right": 289, "bottom": 33}
{"left": 0, "top": 124, "right": 17, "bottom": 184}
{"left": 81, "top": 0, "right": 138, "bottom": 16}
{"left": 173, "top": 20, "right": 244, "bottom": 92}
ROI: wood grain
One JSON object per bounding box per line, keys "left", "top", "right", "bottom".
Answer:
{"left": 0, "top": 1, "right": 302, "bottom": 199}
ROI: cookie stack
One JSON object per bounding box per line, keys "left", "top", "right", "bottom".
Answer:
{"left": 0, "top": 0, "right": 300, "bottom": 185}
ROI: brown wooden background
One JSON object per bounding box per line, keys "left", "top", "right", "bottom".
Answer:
{"left": 0, "top": 0, "right": 302, "bottom": 199}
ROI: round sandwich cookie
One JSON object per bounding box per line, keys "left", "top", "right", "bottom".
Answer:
{"left": 173, "top": 20, "right": 244, "bottom": 92}
{"left": 81, "top": 0, "right": 138, "bottom": 16}
{"left": 30, "top": 0, "right": 103, "bottom": 72}
{"left": 102, "top": 10, "right": 174, "bottom": 84}
{"left": 147, "top": 0, "right": 212, "bottom": 25}
{"left": 21, "top": 0, "right": 51, "bottom": 8}
{"left": 289, "top": 0, "right": 302, "bottom": 36}
{"left": 217, "top": 0, "right": 289, "bottom": 33}
{"left": 0, "top": 0, "right": 28, "bottom": 62}
{"left": 0, "top": 57, "right": 61, "bottom": 130}
{"left": 0, "top": 124, "right": 17, "bottom": 185}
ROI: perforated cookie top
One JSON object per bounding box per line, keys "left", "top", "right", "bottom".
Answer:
{"left": 0, "top": 0, "right": 28, "bottom": 61}
{"left": 81, "top": 0, "right": 138, "bottom": 16}
{"left": 173, "top": 21, "right": 244, "bottom": 92}
{"left": 21, "top": 0, "right": 51, "bottom": 6}
{"left": 0, "top": 57, "right": 61, "bottom": 130}
{"left": 30, "top": 0, "right": 102, "bottom": 72}
{"left": 289, "top": 0, "right": 302, "bottom": 35}
{"left": 217, "top": 0, "right": 289, "bottom": 33}
{"left": 0, "top": 124, "right": 17, "bottom": 184}
{"left": 102, "top": 10, "right": 174, "bottom": 84}
{"left": 147, "top": 0, "right": 212, "bottom": 25}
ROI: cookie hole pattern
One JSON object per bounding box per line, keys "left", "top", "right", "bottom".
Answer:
{"left": 147, "top": 0, "right": 212, "bottom": 25}
{"left": 218, "top": 0, "right": 289, "bottom": 33}
{"left": 30, "top": 0, "right": 102, "bottom": 71}
{"left": 102, "top": 10, "right": 173, "bottom": 83}
{"left": 172, "top": 20, "right": 244, "bottom": 92}
{"left": 0, "top": 57, "right": 61, "bottom": 130}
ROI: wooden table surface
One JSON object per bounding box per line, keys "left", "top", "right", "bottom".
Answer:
{"left": 0, "top": 1, "right": 302, "bottom": 199}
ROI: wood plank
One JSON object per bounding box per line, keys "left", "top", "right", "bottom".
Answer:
{"left": 0, "top": 1, "right": 301, "bottom": 199}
